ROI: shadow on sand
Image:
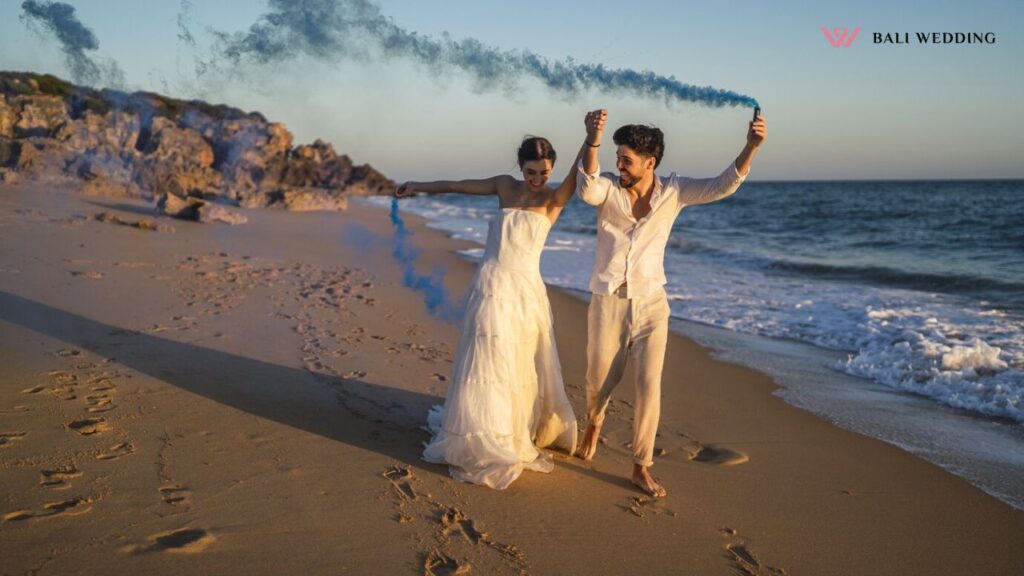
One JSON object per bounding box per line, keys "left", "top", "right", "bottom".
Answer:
{"left": 0, "top": 290, "right": 629, "bottom": 491}
{"left": 0, "top": 289, "right": 439, "bottom": 468}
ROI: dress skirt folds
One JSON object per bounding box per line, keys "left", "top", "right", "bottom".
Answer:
{"left": 423, "top": 208, "right": 577, "bottom": 489}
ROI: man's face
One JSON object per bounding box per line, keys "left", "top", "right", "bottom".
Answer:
{"left": 615, "top": 145, "right": 654, "bottom": 188}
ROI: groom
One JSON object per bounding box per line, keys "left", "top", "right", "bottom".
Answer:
{"left": 575, "top": 108, "right": 767, "bottom": 497}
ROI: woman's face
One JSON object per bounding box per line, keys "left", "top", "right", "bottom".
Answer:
{"left": 521, "top": 159, "right": 554, "bottom": 192}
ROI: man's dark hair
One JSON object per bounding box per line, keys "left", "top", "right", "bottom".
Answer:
{"left": 517, "top": 136, "right": 557, "bottom": 168}
{"left": 613, "top": 125, "right": 665, "bottom": 168}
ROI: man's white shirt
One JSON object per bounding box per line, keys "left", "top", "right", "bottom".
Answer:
{"left": 575, "top": 159, "right": 747, "bottom": 298}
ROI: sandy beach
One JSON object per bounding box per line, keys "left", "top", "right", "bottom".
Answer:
{"left": 1, "top": 183, "right": 1022, "bottom": 576}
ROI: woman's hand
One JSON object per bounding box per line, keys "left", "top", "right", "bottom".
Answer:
{"left": 585, "top": 109, "right": 607, "bottom": 146}
{"left": 394, "top": 182, "right": 417, "bottom": 198}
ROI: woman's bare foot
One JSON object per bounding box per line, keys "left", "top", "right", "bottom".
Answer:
{"left": 631, "top": 464, "right": 667, "bottom": 498}
{"left": 577, "top": 423, "right": 602, "bottom": 460}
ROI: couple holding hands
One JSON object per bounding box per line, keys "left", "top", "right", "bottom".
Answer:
{"left": 395, "top": 109, "right": 767, "bottom": 497}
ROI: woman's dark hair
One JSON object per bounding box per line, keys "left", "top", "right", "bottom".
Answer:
{"left": 517, "top": 136, "right": 557, "bottom": 169}
{"left": 612, "top": 125, "right": 665, "bottom": 168}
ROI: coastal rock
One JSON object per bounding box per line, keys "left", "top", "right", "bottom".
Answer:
{"left": 94, "top": 211, "right": 175, "bottom": 232}
{"left": 56, "top": 110, "right": 140, "bottom": 154}
{"left": 0, "top": 168, "right": 20, "bottom": 184}
{"left": 143, "top": 117, "right": 215, "bottom": 167}
{"left": 197, "top": 202, "right": 248, "bottom": 225}
{"left": 82, "top": 177, "right": 140, "bottom": 198}
{"left": 156, "top": 192, "right": 247, "bottom": 225}
{"left": 278, "top": 188, "right": 348, "bottom": 212}
{"left": 276, "top": 140, "right": 391, "bottom": 196}
{"left": 280, "top": 139, "right": 352, "bottom": 190}
{"left": 13, "top": 138, "right": 71, "bottom": 179}
{"left": 135, "top": 117, "right": 222, "bottom": 198}
{"left": 181, "top": 111, "right": 293, "bottom": 204}
{"left": 0, "top": 96, "right": 14, "bottom": 138}
{"left": 0, "top": 138, "right": 17, "bottom": 167}
{"left": 0, "top": 71, "right": 394, "bottom": 209}
{"left": 156, "top": 192, "right": 204, "bottom": 220}
{"left": 60, "top": 111, "right": 141, "bottom": 189}
{"left": 344, "top": 163, "right": 394, "bottom": 196}
{"left": 12, "top": 95, "right": 68, "bottom": 138}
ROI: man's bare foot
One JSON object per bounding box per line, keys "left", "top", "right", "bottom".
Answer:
{"left": 631, "top": 464, "right": 667, "bottom": 498}
{"left": 577, "top": 423, "right": 602, "bottom": 461}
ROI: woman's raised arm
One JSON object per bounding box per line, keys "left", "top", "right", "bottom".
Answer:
{"left": 395, "top": 176, "right": 512, "bottom": 197}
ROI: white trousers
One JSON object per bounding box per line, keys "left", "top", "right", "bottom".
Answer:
{"left": 586, "top": 287, "right": 670, "bottom": 467}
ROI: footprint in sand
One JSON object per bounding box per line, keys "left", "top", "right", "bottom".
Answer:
{"left": 382, "top": 466, "right": 419, "bottom": 502}
{"left": 97, "top": 441, "right": 135, "bottom": 460}
{"left": 720, "top": 528, "right": 788, "bottom": 576}
{"left": 689, "top": 444, "right": 749, "bottom": 466}
{"left": 70, "top": 270, "right": 104, "bottom": 279}
{"left": 380, "top": 465, "right": 526, "bottom": 573}
{"left": 422, "top": 549, "right": 470, "bottom": 576}
{"left": 50, "top": 370, "right": 78, "bottom": 386}
{"left": 620, "top": 495, "right": 677, "bottom": 519}
{"left": 113, "top": 261, "right": 155, "bottom": 269}
{"left": 159, "top": 484, "right": 193, "bottom": 508}
{"left": 66, "top": 418, "right": 111, "bottom": 436}
{"left": 40, "top": 465, "right": 83, "bottom": 488}
{"left": 85, "top": 393, "right": 116, "bottom": 413}
{"left": 0, "top": 431, "right": 27, "bottom": 447}
{"left": 436, "top": 504, "right": 525, "bottom": 564}
{"left": 90, "top": 378, "right": 116, "bottom": 392}
{"left": 3, "top": 497, "right": 92, "bottom": 522}
{"left": 122, "top": 528, "right": 216, "bottom": 555}
{"left": 21, "top": 385, "right": 46, "bottom": 395}
{"left": 439, "top": 507, "right": 490, "bottom": 545}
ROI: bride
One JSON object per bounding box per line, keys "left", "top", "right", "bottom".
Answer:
{"left": 396, "top": 127, "right": 589, "bottom": 489}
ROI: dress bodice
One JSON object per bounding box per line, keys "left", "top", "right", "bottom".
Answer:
{"left": 481, "top": 208, "right": 552, "bottom": 274}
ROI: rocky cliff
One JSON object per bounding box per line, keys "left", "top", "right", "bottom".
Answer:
{"left": 0, "top": 72, "right": 392, "bottom": 215}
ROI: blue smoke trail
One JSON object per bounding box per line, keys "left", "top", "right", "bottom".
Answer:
{"left": 205, "top": 0, "right": 757, "bottom": 109}
{"left": 19, "top": 0, "right": 124, "bottom": 87}
{"left": 386, "top": 198, "right": 463, "bottom": 322}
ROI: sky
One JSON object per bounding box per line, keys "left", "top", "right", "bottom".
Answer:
{"left": 1, "top": 0, "right": 1022, "bottom": 181}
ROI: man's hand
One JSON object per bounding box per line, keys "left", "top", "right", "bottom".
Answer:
{"left": 735, "top": 115, "right": 767, "bottom": 176}
{"left": 747, "top": 115, "right": 767, "bottom": 147}
{"left": 585, "top": 109, "right": 607, "bottom": 145}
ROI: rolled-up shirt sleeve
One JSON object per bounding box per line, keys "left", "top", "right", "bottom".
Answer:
{"left": 675, "top": 162, "right": 747, "bottom": 206}
{"left": 575, "top": 158, "right": 612, "bottom": 206}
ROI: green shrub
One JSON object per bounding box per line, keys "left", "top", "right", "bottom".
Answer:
{"left": 35, "top": 74, "right": 74, "bottom": 97}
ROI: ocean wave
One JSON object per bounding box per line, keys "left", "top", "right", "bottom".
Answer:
{"left": 765, "top": 259, "right": 1024, "bottom": 305}
{"left": 841, "top": 308, "right": 1024, "bottom": 423}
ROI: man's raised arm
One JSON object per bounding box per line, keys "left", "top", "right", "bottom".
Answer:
{"left": 677, "top": 114, "right": 768, "bottom": 206}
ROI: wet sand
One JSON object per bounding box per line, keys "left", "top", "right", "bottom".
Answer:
{"left": 1, "top": 183, "right": 1021, "bottom": 575}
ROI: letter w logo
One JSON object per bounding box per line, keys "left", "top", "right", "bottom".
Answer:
{"left": 821, "top": 27, "right": 861, "bottom": 47}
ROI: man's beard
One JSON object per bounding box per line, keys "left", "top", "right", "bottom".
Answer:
{"left": 619, "top": 173, "right": 637, "bottom": 188}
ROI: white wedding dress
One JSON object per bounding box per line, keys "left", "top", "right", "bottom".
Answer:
{"left": 423, "top": 208, "right": 578, "bottom": 489}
